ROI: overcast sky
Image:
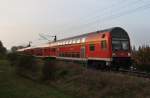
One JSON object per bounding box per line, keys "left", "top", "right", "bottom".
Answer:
{"left": 0, "top": 0, "right": 150, "bottom": 49}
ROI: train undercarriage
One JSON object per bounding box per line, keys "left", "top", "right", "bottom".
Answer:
{"left": 87, "top": 57, "right": 132, "bottom": 70}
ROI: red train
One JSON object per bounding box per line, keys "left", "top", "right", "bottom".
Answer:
{"left": 18, "top": 27, "right": 132, "bottom": 69}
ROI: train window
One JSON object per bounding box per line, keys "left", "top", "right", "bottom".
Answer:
{"left": 101, "top": 40, "right": 107, "bottom": 49}
{"left": 67, "top": 53, "right": 70, "bottom": 57}
{"left": 77, "top": 53, "right": 80, "bottom": 58}
{"left": 71, "top": 53, "right": 75, "bottom": 57}
{"left": 74, "top": 53, "right": 77, "bottom": 57}
{"left": 68, "top": 53, "right": 71, "bottom": 57}
{"left": 102, "top": 34, "right": 105, "bottom": 38}
{"left": 122, "top": 41, "right": 129, "bottom": 50}
{"left": 112, "top": 40, "right": 129, "bottom": 51}
{"left": 82, "top": 38, "right": 86, "bottom": 43}
{"left": 55, "top": 43, "right": 57, "bottom": 46}
{"left": 51, "top": 48, "right": 56, "bottom": 52}
{"left": 90, "top": 44, "right": 95, "bottom": 51}
{"left": 66, "top": 41, "right": 68, "bottom": 44}
{"left": 53, "top": 43, "right": 56, "bottom": 46}
{"left": 65, "top": 52, "right": 69, "bottom": 57}
{"left": 68, "top": 40, "right": 71, "bottom": 44}
{"left": 70, "top": 40, "right": 73, "bottom": 44}
{"left": 58, "top": 43, "right": 60, "bottom": 45}
{"left": 75, "top": 52, "right": 80, "bottom": 58}
{"left": 60, "top": 42, "right": 62, "bottom": 45}
{"left": 65, "top": 41, "right": 67, "bottom": 44}
{"left": 75, "top": 40, "right": 77, "bottom": 43}
{"left": 77, "top": 39, "right": 80, "bottom": 43}
{"left": 44, "top": 49, "right": 47, "bottom": 53}
{"left": 73, "top": 40, "right": 76, "bottom": 44}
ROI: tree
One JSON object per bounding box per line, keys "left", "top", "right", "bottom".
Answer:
{"left": 132, "top": 45, "right": 150, "bottom": 72}
{"left": 0, "top": 40, "right": 7, "bottom": 55}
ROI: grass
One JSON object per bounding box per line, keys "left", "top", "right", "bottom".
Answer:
{"left": 53, "top": 70, "right": 150, "bottom": 98}
{"left": 48, "top": 60, "right": 150, "bottom": 98}
{"left": 0, "top": 59, "right": 74, "bottom": 98}
{"left": 1, "top": 57, "right": 150, "bottom": 98}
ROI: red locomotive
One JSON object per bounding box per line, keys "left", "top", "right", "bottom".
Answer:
{"left": 18, "top": 27, "right": 132, "bottom": 69}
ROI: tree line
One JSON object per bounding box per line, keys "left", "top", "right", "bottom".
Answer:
{"left": 132, "top": 45, "right": 150, "bottom": 72}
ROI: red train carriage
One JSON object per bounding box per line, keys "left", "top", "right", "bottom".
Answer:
{"left": 33, "top": 44, "right": 56, "bottom": 57}
{"left": 18, "top": 27, "right": 132, "bottom": 69}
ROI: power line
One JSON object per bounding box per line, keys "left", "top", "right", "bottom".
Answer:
{"left": 64, "top": 0, "right": 150, "bottom": 33}
{"left": 39, "top": 33, "right": 51, "bottom": 42}
{"left": 62, "top": 0, "right": 143, "bottom": 32}
{"left": 86, "top": 2, "right": 150, "bottom": 30}
{"left": 60, "top": 0, "right": 125, "bottom": 28}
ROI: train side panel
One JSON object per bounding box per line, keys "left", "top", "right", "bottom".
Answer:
{"left": 86, "top": 32, "right": 112, "bottom": 60}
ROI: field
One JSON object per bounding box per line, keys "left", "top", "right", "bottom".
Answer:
{"left": 0, "top": 58, "right": 150, "bottom": 98}
{"left": 0, "top": 60, "right": 74, "bottom": 98}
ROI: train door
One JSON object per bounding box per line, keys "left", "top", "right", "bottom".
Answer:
{"left": 80, "top": 46, "right": 85, "bottom": 58}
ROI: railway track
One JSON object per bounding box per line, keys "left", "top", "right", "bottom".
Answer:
{"left": 118, "top": 69, "right": 150, "bottom": 79}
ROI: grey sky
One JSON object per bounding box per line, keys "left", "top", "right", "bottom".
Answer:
{"left": 0, "top": 0, "right": 150, "bottom": 49}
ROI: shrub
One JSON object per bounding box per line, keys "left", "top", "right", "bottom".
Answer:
{"left": 8, "top": 52, "right": 83, "bottom": 81}
{"left": 42, "top": 59, "right": 84, "bottom": 80}
{"left": 132, "top": 45, "right": 150, "bottom": 72}
{"left": 42, "top": 58, "right": 56, "bottom": 80}
{"left": 13, "top": 54, "right": 43, "bottom": 80}
{"left": 7, "top": 52, "right": 19, "bottom": 66}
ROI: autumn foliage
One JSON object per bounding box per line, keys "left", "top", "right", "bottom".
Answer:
{"left": 132, "top": 45, "right": 150, "bottom": 71}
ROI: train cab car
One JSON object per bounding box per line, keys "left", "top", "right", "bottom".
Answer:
{"left": 110, "top": 27, "right": 131, "bottom": 69}
{"left": 86, "top": 27, "right": 131, "bottom": 69}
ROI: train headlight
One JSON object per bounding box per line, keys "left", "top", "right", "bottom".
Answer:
{"left": 128, "top": 53, "right": 131, "bottom": 56}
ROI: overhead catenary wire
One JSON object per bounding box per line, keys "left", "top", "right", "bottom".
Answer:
{"left": 32, "top": 0, "right": 150, "bottom": 45}
{"left": 64, "top": 0, "right": 150, "bottom": 33}
{"left": 60, "top": 0, "right": 126, "bottom": 29}
{"left": 88, "top": 2, "right": 150, "bottom": 32}
{"left": 62, "top": 0, "right": 145, "bottom": 32}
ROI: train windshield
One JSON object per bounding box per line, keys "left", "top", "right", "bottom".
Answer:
{"left": 112, "top": 40, "right": 129, "bottom": 51}
{"left": 111, "top": 27, "right": 130, "bottom": 51}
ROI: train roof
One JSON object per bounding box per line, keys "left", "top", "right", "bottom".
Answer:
{"left": 17, "top": 46, "right": 34, "bottom": 52}
{"left": 57, "top": 27, "right": 128, "bottom": 42}
{"left": 17, "top": 27, "right": 129, "bottom": 50}
{"left": 35, "top": 44, "right": 50, "bottom": 48}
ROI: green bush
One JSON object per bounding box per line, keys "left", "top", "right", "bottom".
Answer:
{"left": 7, "top": 52, "right": 19, "bottom": 66}
{"left": 42, "top": 59, "right": 70, "bottom": 80}
{"left": 42, "top": 58, "right": 56, "bottom": 80}
{"left": 12, "top": 54, "right": 43, "bottom": 80}
{"left": 7, "top": 52, "right": 83, "bottom": 81}
{"left": 42, "top": 59, "right": 83, "bottom": 80}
